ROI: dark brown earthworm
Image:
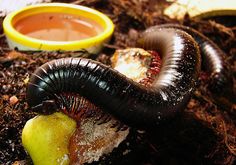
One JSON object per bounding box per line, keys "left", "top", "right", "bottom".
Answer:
{"left": 26, "top": 27, "right": 200, "bottom": 128}
{"left": 146, "top": 24, "right": 233, "bottom": 94}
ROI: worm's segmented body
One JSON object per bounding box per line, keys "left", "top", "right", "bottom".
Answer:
{"left": 27, "top": 24, "right": 231, "bottom": 128}
{"left": 151, "top": 24, "right": 233, "bottom": 93}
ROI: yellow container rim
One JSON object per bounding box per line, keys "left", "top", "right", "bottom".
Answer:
{"left": 3, "top": 3, "right": 114, "bottom": 51}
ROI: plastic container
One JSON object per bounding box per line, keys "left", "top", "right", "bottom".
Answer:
{"left": 3, "top": 3, "right": 114, "bottom": 54}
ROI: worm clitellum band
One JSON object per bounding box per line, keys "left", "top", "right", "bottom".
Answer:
{"left": 27, "top": 25, "right": 214, "bottom": 128}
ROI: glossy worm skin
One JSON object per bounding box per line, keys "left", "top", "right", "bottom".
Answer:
{"left": 149, "top": 24, "right": 233, "bottom": 93}
{"left": 26, "top": 27, "right": 201, "bottom": 128}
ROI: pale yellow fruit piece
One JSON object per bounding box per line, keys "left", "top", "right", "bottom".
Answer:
{"left": 164, "top": 0, "right": 236, "bottom": 19}
{"left": 22, "top": 112, "right": 76, "bottom": 165}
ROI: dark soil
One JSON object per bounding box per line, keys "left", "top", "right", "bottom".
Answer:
{"left": 0, "top": 0, "right": 236, "bottom": 164}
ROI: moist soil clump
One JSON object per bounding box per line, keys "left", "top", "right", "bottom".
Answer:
{"left": 0, "top": 0, "right": 236, "bottom": 164}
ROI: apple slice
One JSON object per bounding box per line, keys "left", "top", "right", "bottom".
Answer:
{"left": 22, "top": 112, "right": 76, "bottom": 165}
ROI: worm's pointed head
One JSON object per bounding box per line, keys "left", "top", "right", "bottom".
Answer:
{"left": 26, "top": 82, "right": 58, "bottom": 115}
{"left": 30, "top": 100, "right": 58, "bottom": 115}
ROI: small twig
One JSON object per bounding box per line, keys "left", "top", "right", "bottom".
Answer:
{"left": 209, "top": 21, "right": 235, "bottom": 38}
{"left": 193, "top": 90, "right": 217, "bottom": 108}
{"left": 103, "top": 43, "right": 122, "bottom": 50}
{"left": 222, "top": 120, "right": 236, "bottom": 156}
{"left": 0, "top": 33, "right": 5, "bottom": 38}
{"left": 71, "top": 0, "right": 85, "bottom": 4}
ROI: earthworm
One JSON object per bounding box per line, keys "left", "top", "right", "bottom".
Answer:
{"left": 26, "top": 27, "right": 201, "bottom": 128}
{"left": 149, "top": 24, "right": 233, "bottom": 94}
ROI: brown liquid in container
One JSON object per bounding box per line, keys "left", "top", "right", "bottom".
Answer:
{"left": 14, "top": 13, "right": 104, "bottom": 41}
